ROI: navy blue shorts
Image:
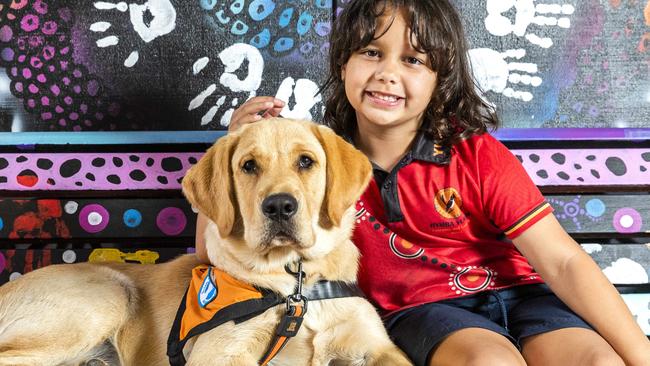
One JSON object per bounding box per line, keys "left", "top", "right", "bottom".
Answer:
{"left": 384, "top": 284, "right": 593, "bottom": 366}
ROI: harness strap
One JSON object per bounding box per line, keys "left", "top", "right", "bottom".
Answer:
{"left": 259, "top": 304, "right": 305, "bottom": 365}
{"left": 256, "top": 281, "right": 363, "bottom": 365}
{"left": 302, "top": 280, "right": 365, "bottom": 300}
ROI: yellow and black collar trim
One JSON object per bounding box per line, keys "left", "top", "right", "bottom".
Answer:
{"left": 409, "top": 132, "right": 451, "bottom": 165}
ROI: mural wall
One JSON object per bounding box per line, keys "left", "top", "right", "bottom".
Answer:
{"left": 0, "top": 0, "right": 331, "bottom": 133}
{"left": 0, "top": 0, "right": 649, "bottom": 138}
{"left": 461, "top": 0, "right": 650, "bottom": 130}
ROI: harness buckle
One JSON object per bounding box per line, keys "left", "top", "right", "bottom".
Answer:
{"left": 286, "top": 260, "right": 309, "bottom": 313}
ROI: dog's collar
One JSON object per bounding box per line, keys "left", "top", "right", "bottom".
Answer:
{"left": 283, "top": 260, "right": 365, "bottom": 301}
{"left": 304, "top": 280, "right": 366, "bottom": 300}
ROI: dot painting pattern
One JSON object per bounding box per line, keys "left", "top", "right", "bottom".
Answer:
{"left": 515, "top": 148, "right": 650, "bottom": 186}
{"left": 78, "top": 204, "right": 109, "bottom": 233}
{"left": 0, "top": 198, "right": 195, "bottom": 239}
{"left": 547, "top": 196, "right": 600, "bottom": 231}
{"left": 613, "top": 208, "right": 642, "bottom": 234}
{"left": 0, "top": 153, "right": 203, "bottom": 190}
{"left": 355, "top": 200, "right": 502, "bottom": 296}
{"left": 62, "top": 249, "right": 76, "bottom": 263}
{"left": 585, "top": 198, "right": 606, "bottom": 217}
{"left": 123, "top": 209, "right": 142, "bottom": 228}
{"left": 156, "top": 207, "right": 187, "bottom": 236}
{"left": 546, "top": 195, "right": 648, "bottom": 235}
{"left": 0, "top": 0, "right": 129, "bottom": 131}
{"left": 449, "top": 266, "right": 498, "bottom": 296}
{"left": 0, "top": 248, "right": 191, "bottom": 285}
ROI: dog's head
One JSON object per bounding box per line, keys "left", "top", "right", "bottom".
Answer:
{"left": 182, "top": 118, "right": 372, "bottom": 268}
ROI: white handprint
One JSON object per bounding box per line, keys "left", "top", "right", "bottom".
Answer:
{"left": 275, "top": 77, "right": 322, "bottom": 120}
{"left": 485, "top": 0, "right": 575, "bottom": 48}
{"left": 91, "top": 0, "right": 177, "bottom": 67}
{"left": 188, "top": 43, "right": 264, "bottom": 127}
{"left": 468, "top": 48, "right": 542, "bottom": 102}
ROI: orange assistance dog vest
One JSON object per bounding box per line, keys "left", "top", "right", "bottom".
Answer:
{"left": 167, "top": 264, "right": 364, "bottom": 365}
{"left": 167, "top": 265, "right": 284, "bottom": 365}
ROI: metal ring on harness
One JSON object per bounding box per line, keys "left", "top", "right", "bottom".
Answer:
{"left": 286, "top": 293, "right": 308, "bottom": 313}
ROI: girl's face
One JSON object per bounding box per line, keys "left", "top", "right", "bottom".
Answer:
{"left": 341, "top": 9, "right": 437, "bottom": 134}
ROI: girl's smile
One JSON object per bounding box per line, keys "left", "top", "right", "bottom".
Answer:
{"left": 365, "top": 90, "right": 404, "bottom": 107}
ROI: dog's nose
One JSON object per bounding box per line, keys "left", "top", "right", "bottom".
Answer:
{"left": 262, "top": 193, "right": 298, "bottom": 221}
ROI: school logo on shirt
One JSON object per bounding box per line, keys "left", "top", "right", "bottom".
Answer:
{"left": 434, "top": 188, "right": 463, "bottom": 219}
{"left": 431, "top": 187, "right": 468, "bottom": 231}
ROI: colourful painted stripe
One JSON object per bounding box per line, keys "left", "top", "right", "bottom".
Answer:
{"left": 505, "top": 202, "right": 552, "bottom": 237}
{"left": 494, "top": 128, "right": 650, "bottom": 141}
{"left": 0, "top": 131, "right": 226, "bottom": 145}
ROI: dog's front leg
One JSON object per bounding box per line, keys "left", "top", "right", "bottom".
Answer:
{"left": 185, "top": 311, "right": 280, "bottom": 366}
{"left": 311, "top": 300, "right": 413, "bottom": 366}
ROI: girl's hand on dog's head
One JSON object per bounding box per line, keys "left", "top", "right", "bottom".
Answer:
{"left": 228, "top": 96, "right": 285, "bottom": 133}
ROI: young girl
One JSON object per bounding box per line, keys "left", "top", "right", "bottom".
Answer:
{"left": 196, "top": 0, "right": 650, "bottom": 365}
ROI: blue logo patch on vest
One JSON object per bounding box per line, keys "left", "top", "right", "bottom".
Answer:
{"left": 198, "top": 267, "right": 218, "bottom": 308}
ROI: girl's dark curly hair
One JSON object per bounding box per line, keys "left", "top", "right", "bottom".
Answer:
{"left": 321, "top": 0, "right": 498, "bottom": 148}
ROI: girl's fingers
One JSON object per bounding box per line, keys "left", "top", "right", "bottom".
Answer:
{"left": 228, "top": 116, "right": 259, "bottom": 132}
{"left": 266, "top": 106, "right": 284, "bottom": 117}
{"left": 228, "top": 97, "right": 286, "bottom": 132}
{"left": 261, "top": 107, "right": 281, "bottom": 119}
{"left": 238, "top": 100, "right": 275, "bottom": 117}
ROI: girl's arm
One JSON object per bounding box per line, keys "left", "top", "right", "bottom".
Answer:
{"left": 194, "top": 212, "right": 210, "bottom": 263}
{"left": 513, "top": 214, "right": 650, "bottom": 365}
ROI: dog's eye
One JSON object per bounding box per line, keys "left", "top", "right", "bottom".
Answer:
{"left": 298, "top": 155, "right": 314, "bottom": 170}
{"left": 242, "top": 159, "right": 258, "bottom": 174}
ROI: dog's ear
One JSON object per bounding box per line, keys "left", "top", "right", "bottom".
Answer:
{"left": 311, "top": 124, "right": 372, "bottom": 227}
{"left": 182, "top": 134, "right": 239, "bottom": 237}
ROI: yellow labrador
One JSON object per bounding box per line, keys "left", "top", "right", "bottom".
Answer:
{"left": 0, "top": 118, "right": 412, "bottom": 366}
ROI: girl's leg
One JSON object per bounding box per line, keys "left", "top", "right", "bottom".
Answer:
{"left": 521, "top": 327, "right": 624, "bottom": 366}
{"left": 429, "top": 328, "right": 526, "bottom": 366}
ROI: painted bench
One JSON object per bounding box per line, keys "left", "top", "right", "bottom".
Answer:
{"left": 0, "top": 138, "right": 648, "bottom": 335}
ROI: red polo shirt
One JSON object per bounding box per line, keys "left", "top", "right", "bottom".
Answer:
{"left": 352, "top": 132, "right": 553, "bottom": 315}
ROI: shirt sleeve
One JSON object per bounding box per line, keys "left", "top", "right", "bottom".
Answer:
{"left": 474, "top": 134, "right": 553, "bottom": 239}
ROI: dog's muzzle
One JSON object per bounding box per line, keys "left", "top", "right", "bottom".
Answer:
{"left": 261, "top": 193, "right": 301, "bottom": 246}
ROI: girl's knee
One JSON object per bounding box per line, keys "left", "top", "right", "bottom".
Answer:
{"left": 433, "top": 345, "right": 525, "bottom": 366}
{"left": 581, "top": 350, "right": 624, "bottom": 366}
{"left": 430, "top": 328, "right": 525, "bottom": 366}
{"left": 461, "top": 351, "right": 525, "bottom": 366}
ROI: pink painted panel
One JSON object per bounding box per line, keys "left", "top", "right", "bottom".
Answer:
{"left": 512, "top": 149, "right": 650, "bottom": 186}
{"left": 1, "top": 149, "right": 649, "bottom": 191}
{"left": 0, "top": 152, "right": 203, "bottom": 190}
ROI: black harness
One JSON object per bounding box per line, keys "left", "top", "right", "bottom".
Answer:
{"left": 167, "top": 262, "right": 364, "bottom": 366}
